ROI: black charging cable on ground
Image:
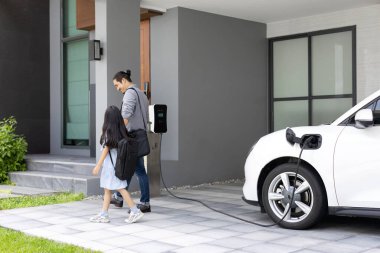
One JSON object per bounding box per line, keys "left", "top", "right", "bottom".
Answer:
{"left": 157, "top": 133, "right": 314, "bottom": 227}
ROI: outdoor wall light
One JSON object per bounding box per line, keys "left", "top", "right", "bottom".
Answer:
{"left": 89, "top": 40, "right": 103, "bottom": 61}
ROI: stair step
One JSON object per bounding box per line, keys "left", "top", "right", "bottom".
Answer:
{"left": 0, "top": 185, "right": 60, "bottom": 197}
{"left": 26, "top": 155, "right": 96, "bottom": 176}
{"left": 9, "top": 171, "right": 102, "bottom": 196}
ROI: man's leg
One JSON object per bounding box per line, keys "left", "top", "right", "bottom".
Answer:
{"left": 134, "top": 157, "right": 150, "bottom": 205}
{"left": 112, "top": 157, "right": 150, "bottom": 212}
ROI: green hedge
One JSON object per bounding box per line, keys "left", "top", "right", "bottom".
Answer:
{"left": 0, "top": 116, "right": 27, "bottom": 183}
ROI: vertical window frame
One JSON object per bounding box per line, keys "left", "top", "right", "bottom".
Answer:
{"left": 61, "top": 0, "right": 90, "bottom": 148}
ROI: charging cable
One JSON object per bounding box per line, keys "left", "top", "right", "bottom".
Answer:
{"left": 158, "top": 133, "right": 314, "bottom": 227}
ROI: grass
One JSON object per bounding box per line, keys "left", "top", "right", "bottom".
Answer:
{"left": 0, "top": 192, "right": 85, "bottom": 210}
{"left": 0, "top": 192, "right": 100, "bottom": 252}
{"left": 0, "top": 226, "right": 97, "bottom": 253}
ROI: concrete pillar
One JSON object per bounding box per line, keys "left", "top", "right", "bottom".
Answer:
{"left": 95, "top": 0, "right": 140, "bottom": 159}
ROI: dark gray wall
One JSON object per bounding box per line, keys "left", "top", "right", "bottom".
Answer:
{"left": 0, "top": 0, "right": 50, "bottom": 154}
{"left": 151, "top": 7, "right": 267, "bottom": 187}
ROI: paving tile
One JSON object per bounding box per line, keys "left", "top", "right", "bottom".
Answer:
{"left": 274, "top": 236, "right": 328, "bottom": 248}
{"left": 2, "top": 220, "right": 51, "bottom": 230}
{"left": 159, "top": 234, "right": 214, "bottom": 246}
{"left": 143, "top": 219, "right": 181, "bottom": 228}
{"left": 239, "top": 230, "right": 287, "bottom": 241}
{"left": 131, "top": 228, "right": 184, "bottom": 240}
{"left": 74, "top": 239, "right": 115, "bottom": 252}
{"left": 362, "top": 249, "right": 380, "bottom": 253}
{"left": 173, "top": 243, "right": 231, "bottom": 253}
{"left": 100, "top": 235, "right": 150, "bottom": 247}
{"left": 70, "top": 222, "right": 116, "bottom": 232}
{"left": 226, "top": 224, "right": 263, "bottom": 233}
{"left": 107, "top": 223, "right": 153, "bottom": 234}
{"left": 0, "top": 214, "right": 29, "bottom": 225}
{"left": 23, "top": 227, "right": 60, "bottom": 238}
{"left": 165, "top": 223, "right": 211, "bottom": 233}
{"left": 338, "top": 235, "right": 380, "bottom": 248}
{"left": 194, "top": 219, "right": 235, "bottom": 228}
{"left": 17, "top": 211, "right": 57, "bottom": 219}
{"left": 127, "top": 241, "right": 179, "bottom": 253}
{"left": 44, "top": 224, "right": 82, "bottom": 234}
{"left": 308, "top": 241, "right": 367, "bottom": 253}
{"left": 195, "top": 228, "right": 241, "bottom": 239}
{"left": 75, "top": 229, "right": 122, "bottom": 241}
{"left": 289, "top": 250, "right": 324, "bottom": 253}
{"left": 209, "top": 236, "right": 261, "bottom": 249}
{"left": 243, "top": 242, "right": 302, "bottom": 253}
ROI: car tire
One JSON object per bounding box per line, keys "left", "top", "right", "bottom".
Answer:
{"left": 262, "top": 163, "right": 326, "bottom": 229}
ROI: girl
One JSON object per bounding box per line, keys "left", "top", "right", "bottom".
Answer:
{"left": 90, "top": 105, "right": 144, "bottom": 224}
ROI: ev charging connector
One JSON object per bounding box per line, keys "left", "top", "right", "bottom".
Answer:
{"left": 285, "top": 128, "right": 322, "bottom": 150}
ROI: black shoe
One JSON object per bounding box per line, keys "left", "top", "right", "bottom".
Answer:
{"left": 110, "top": 197, "right": 123, "bottom": 208}
{"left": 137, "top": 203, "right": 151, "bottom": 213}
{"left": 128, "top": 204, "right": 151, "bottom": 213}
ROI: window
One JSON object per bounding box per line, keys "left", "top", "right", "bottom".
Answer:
{"left": 62, "top": 0, "right": 89, "bottom": 146}
{"left": 269, "top": 26, "right": 356, "bottom": 131}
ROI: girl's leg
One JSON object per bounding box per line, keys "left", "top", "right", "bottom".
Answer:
{"left": 90, "top": 188, "right": 111, "bottom": 223}
{"left": 102, "top": 188, "right": 112, "bottom": 212}
{"left": 118, "top": 188, "right": 144, "bottom": 224}
{"left": 117, "top": 188, "right": 135, "bottom": 208}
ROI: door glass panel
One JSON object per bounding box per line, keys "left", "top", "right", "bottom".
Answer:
{"left": 312, "top": 98, "right": 352, "bottom": 125}
{"left": 273, "top": 38, "right": 308, "bottom": 98}
{"left": 63, "top": 40, "right": 89, "bottom": 146}
{"left": 63, "top": 0, "right": 88, "bottom": 37}
{"left": 312, "top": 31, "right": 352, "bottom": 96}
{"left": 274, "top": 100, "right": 308, "bottom": 131}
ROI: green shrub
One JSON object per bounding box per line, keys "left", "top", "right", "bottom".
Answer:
{"left": 0, "top": 116, "right": 27, "bottom": 183}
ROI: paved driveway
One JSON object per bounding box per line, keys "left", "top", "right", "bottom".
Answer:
{"left": 1, "top": 182, "right": 380, "bottom": 253}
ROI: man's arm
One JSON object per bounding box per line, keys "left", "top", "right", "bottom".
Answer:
{"left": 123, "top": 118, "right": 129, "bottom": 126}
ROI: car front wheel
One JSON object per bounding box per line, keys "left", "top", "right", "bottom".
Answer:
{"left": 262, "top": 163, "right": 326, "bottom": 229}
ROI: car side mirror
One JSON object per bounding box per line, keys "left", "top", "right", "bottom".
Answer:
{"left": 354, "top": 109, "right": 373, "bottom": 129}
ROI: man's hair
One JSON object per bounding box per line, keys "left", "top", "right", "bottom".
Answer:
{"left": 113, "top": 69, "right": 132, "bottom": 82}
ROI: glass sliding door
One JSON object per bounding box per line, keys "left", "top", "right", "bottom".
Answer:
{"left": 272, "top": 37, "right": 308, "bottom": 130}
{"left": 270, "top": 26, "right": 356, "bottom": 131}
{"left": 311, "top": 31, "right": 353, "bottom": 125}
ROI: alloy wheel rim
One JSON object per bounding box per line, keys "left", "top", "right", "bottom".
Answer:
{"left": 267, "top": 172, "right": 314, "bottom": 223}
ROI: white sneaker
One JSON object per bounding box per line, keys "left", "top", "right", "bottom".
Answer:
{"left": 90, "top": 213, "right": 110, "bottom": 223}
{"left": 125, "top": 210, "right": 144, "bottom": 223}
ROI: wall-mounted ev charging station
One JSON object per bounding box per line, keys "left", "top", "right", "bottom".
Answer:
{"left": 147, "top": 104, "right": 167, "bottom": 197}
{"left": 149, "top": 104, "right": 167, "bottom": 133}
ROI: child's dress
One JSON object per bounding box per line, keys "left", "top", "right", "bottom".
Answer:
{"left": 100, "top": 148, "right": 128, "bottom": 190}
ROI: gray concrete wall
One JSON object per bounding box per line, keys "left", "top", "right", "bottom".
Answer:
{"left": 0, "top": 0, "right": 50, "bottom": 154}
{"left": 151, "top": 7, "right": 268, "bottom": 187}
{"left": 95, "top": 0, "right": 140, "bottom": 159}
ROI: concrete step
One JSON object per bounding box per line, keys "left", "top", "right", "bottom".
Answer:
{"left": 25, "top": 155, "right": 96, "bottom": 176}
{"left": 0, "top": 185, "right": 60, "bottom": 198}
{"left": 9, "top": 171, "right": 102, "bottom": 196}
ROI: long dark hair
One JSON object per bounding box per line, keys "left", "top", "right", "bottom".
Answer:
{"left": 100, "top": 106, "right": 127, "bottom": 148}
{"left": 113, "top": 69, "right": 132, "bottom": 82}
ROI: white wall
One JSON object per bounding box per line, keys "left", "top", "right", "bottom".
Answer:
{"left": 267, "top": 5, "right": 380, "bottom": 102}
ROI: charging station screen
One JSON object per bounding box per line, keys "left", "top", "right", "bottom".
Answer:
{"left": 157, "top": 112, "right": 164, "bottom": 118}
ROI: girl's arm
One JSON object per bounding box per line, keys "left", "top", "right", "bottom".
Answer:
{"left": 92, "top": 146, "right": 109, "bottom": 176}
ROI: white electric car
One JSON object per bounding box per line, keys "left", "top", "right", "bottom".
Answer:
{"left": 243, "top": 89, "right": 380, "bottom": 229}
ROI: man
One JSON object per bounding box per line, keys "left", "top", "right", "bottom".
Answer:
{"left": 111, "top": 69, "right": 151, "bottom": 213}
